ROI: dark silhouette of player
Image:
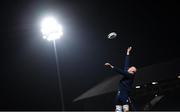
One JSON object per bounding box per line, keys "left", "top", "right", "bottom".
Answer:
{"left": 105, "top": 46, "right": 137, "bottom": 112}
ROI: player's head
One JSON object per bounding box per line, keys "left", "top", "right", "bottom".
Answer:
{"left": 128, "top": 66, "right": 137, "bottom": 74}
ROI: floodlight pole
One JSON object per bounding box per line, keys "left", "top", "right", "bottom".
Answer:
{"left": 53, "top": 40, "right": 65, "bottom": 111}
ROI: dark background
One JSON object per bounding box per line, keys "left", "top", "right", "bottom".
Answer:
{"left": 0, "top": 0, "right": 179, "bottom": 111}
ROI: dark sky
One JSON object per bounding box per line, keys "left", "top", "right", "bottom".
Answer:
{"left": 0, "top": 0, "right": 179, "bottom": 111}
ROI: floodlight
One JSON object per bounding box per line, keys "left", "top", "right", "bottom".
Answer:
{"left": 152, "top": 81, "right": 158, "bottom": 85}
{"left": 135, "top": 85, "right": 141, "bottom": 89}
{"left": 41, "top": 17, "right": 63, "bottom": 41}
{"left": 40, "top": 17, "right": 65, "bottom": 110}
{"left": 177, "top": 75, "right": 180, "bottom": 79}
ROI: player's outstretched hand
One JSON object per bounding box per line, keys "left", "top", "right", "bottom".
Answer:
{"left": 127, "top": 46, "right": 132, "bottom": 55}
{"left": 104, "top": 63, "right": 114, "bottom": 68}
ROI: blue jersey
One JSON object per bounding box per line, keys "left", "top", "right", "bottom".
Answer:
{"left": 112, "top": 55, "right": 136, "bottom": 109}
{"left": 113, "top": 55, "right": 135, "bottom": 92}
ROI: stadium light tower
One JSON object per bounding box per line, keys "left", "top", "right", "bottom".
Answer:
{"left": 40, "top": 17, "right": 65, "bottom": 110}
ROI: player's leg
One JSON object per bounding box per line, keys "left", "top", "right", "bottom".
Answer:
{"left": 115, "top": 90, "right": 123, "bottom": 112}
{"left": 115, "top": 105, "right": 123, "bottom": 112}
{"left": 123, "top": 104, "right": 129, "bottom": 112}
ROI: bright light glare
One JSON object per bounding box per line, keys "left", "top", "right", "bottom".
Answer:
{"left": 41, "top": 17, "right": 63, "bottom": 41}
{"left": 152, "top": 81, "right": 158, "bottom": 85}
{"left": 177, "top": 75, "right": 180, "bottom": 79}
{"left": 135, "top": 85, "right": 141, "bottom": 89}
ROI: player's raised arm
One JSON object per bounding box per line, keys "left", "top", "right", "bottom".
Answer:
{"left": 124, "top": 46, "right": 132, "bottom": 71}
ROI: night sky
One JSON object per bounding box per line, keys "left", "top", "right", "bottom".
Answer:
{"left": 0, "top": 0, "right": 180, "bottom": 111}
